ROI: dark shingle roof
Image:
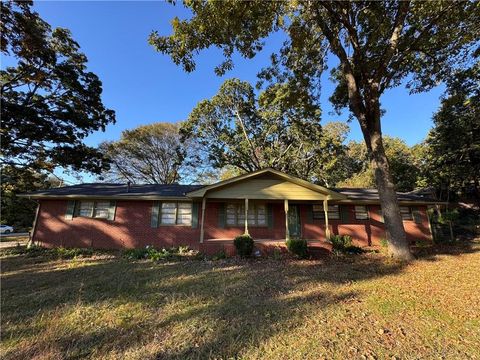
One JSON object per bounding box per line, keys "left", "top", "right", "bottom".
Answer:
{"left": 333, "top": 188, "right": 438, "bottom": 203}
{"left": 22, "top": 183, "right": 439, "bottom": 204}
{"left": 24, "top": 183, "right": 205, "bottom": 198}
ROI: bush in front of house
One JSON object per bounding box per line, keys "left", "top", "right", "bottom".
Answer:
{"left": 123, "top": 245, "right": 200, "bottom": 261}
{"left": 330, "top": 235, "right": 363, "bottom": 255}
{"left": 4, "top": 245, "right": 96, "bottom": 259}
{"left": 286, "top": 238, "right": 308, "bottom": 259}
{"left": 233, "top": 234, "right": 254, "bottom": 258}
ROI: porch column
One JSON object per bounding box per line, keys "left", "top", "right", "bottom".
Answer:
{"left": 244, "top": 198, "right": 249, "bottom": 235}
{"left": 200, "top": 197, "right": 207, "bottom": 243}
{"left": 284, "top": 199, "right": 289, "bottom": 240}
{"left": 323, "top": 198, "right": 331, "bottom": 239}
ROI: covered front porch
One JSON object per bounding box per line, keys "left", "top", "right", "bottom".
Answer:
{"left": 185, "top": 168, "right": 347, "bottom": 251}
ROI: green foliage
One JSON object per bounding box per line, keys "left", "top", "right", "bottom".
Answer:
{"left": 99, "top": 122, "right": 208, "bottom": 184}
{"left": 330, "top": 234, "right": 363, "bottom": 255}
{"left": 286, "top": 238, "right": 308, "bottom": 259}
{"left": 123, "top": 245, "right": 199, "bottom": 261}
{"left": 1, "top": 1, "right": 115, "bottom": 174}
{"left": 211, "top": 249, "right": 227, "bottom": 261}
{"left": 337, "top": 137, "right": 420, "bottom": 191}
{"left": 422, "top": 62, "right": 480, "bottom": 197}
{"left": 233, "top": 234, "right": 255, "bottom": 258}
{"left": 1, "top": 166, "right": 62, "bottom": 230}
{"left": 272, "top": 247, "right": 283, "bottom": 260}
{"left": 380, "top": 239, "right": 389, "bottom": 248}
{"left": 182, "top": 79, "right": 348, "bottom": 183}
{"left": 5, "top": 245, "right": 94, "bottom": 259}
{"left": 330, "top": 235, "right": 352, "bottom": 251}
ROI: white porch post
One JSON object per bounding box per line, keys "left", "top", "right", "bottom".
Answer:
{"left": 323, "top": 198, "right": 331, "bottom": 239}
{"left": 284, "top": 199, "right": 289, "bottom": 240}
{"left": 244, "top": 198, "right": 249, "bottom": 235}
{"left": 200, "top": 197, "right": 206, "bottom": 243}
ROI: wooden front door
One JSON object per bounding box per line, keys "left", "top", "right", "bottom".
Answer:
{"left": 288, "top": 205, "right": 301, "bottom": 239}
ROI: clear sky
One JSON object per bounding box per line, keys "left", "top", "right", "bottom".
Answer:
{"left": 30, "top": 1, "right": 445, "bottom": 181}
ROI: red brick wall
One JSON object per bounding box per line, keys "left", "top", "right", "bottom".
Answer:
{"left": 34, "top": 200, "right": 202, "bottom": 250}
{"left": 33, "top": 200, "right": 432, "bottom": 251}
{"left": 300, "top": 204, "right": 432, "bottom": 246}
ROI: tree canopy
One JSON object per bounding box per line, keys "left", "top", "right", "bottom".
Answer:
{"left": 100, "top": 122, "right": 209, "bottom": 184}
{"left": 423, "top": 61, "right": 480, "bottom": 200}
{"left": 182, "top": 78, "right": 348, "bottom": 184}
{"left": 1, "top": 1, "right": 115, "bottom": 174}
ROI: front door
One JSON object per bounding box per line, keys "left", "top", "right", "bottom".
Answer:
{"left": 288, "top": 205, "right": 301, "bottom": 239}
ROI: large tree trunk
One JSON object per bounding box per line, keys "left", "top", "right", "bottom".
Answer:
{"left": 367, "top": 129, "right": 414, "bottom": 260}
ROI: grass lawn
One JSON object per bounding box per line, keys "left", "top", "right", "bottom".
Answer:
{"left": 1, "top": 242, "right": 479, "bottom": 359}
{"left": 0, "top": 235, "right": 29, "bottom": 243}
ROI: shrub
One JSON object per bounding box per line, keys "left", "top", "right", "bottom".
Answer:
{"left": 123, "top": 247, "right": 149, "bottom": 259}
{"left": 233, "top": 234, "right": 254, "bottom": 258}
{"left": 211, "top": 248, "right": 227, "bottom": 260}
{"left": 272, "top": 246, "right": 283, "bottom": 260}
{"left": 286, "top": 238, "right": 308, "bottom": 259}
{"left": 330, "top": 235, "right": 363, "bottom": 255}
{"left": 123, "top": 245, "right": 200, "bottom": 261}
{"left": 330, "top": 235, "right": 352, "bottom": 251}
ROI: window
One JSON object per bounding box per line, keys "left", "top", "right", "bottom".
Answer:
{"left": 76, "top": 201, "right": 112, "bottom": 219}
{"left": 94, "top": 201, "right": 110, "bottom": 218}
{"left": 354, "top": 205, "right": 369, "bottom": 220}
{"left": 225, "top": 203, "right": 266, "bottom": 226}
{"left": 78, "top": 201, "right": 94, "bottom": 217}
{"left": 312, "top": 204, "right": 340, "bottom": 220}
{"left": 159, "top": 202, "right": 192, "bottom": 225}
{"left": 400, "top": 206, "right": 413, "bottom": 220}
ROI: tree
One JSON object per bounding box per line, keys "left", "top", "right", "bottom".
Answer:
{"left": 338, "top": 137, "right": 419, "bottom": 192}
{"left": 1, "top": 166, "right": 61, "bottom": 231}
{"left": 1, "top": 1, "right": 115, "bottom": 174}
{"left": 424, "top": 61, "right": 480, "bottom": 202}
{"left": 100, "top": 122, "right": 208, "bottom": 184}
{"left": 182, "top": 78, "right": 348, "bottom": 184}
{"left": 150, "top": 1, "right": 479, "bottom": 259}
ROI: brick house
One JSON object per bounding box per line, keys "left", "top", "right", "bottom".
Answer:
{"left": 21, "top": 168, "right": 438, "bottom": 255}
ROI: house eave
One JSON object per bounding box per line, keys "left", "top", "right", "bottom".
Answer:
{"left": 17, "top": 194, "right": 191, "bottom": 201}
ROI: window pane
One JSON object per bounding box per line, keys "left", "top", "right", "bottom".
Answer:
{"left": 355, "top": 205, "right": 368, "bottom": 220}
{"left": 94, "top": 201, "right": 110, "bottom": 218}
{"left": 161, "top": 203, "right": 176, "bottom": 224}
{"left": 313, "top": 203, "right": 325, "bottom": 219}
{"left": 328, "top": 205, "right": 340, "bottom": 219}
{"left": 257, "top": 214, "right": 266, "bottom": 225}
{"left": 247, "top": 206, "right": 256, "bottom": 225}
{"left": 177, "top": 215, "right": 191, "bottom": 225}
{"left": 79, "top": 201, "right": 94, "bottom": 217}
{"left": 226, "top": 204, "right": 237, "bottom": 225}
{"left": 400, "top": 206, "right": 412, "bottom": 220}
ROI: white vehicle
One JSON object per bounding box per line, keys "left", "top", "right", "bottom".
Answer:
{"left": 0, "top": 225, "right": 14, "bottom": 234}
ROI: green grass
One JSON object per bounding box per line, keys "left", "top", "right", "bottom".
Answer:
{"left": 0, "top": 235, "right": 28, "bottom": 243}
{"left": 1, "top": 241, "right": 479, "bottom": 359}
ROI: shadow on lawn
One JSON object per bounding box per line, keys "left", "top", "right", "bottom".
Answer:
{"left": 1, "top": 240, "right": 478, "bottom": 359}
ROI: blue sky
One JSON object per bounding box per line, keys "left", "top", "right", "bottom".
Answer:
{"left": 29, "top": 1, "right": 445, "bottom": 181}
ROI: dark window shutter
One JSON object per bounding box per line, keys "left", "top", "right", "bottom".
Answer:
{"left": 107, "top": 201, "right": 116, "bottom": 221}
{"left": 191, "top": 202, "right": 199, "bottom": 228}
{"left": 218, "top": 203, "right": 226, "bottom": 228}
{"left": 65, "top": 200, "right": 76, "bottom": 220}
{"left": 307, "top": 204, "right": 313, "bottom": 223}
{"left": 340, "top": 205, "right": 349, "bottom": 223}
{"left": 412, "top": 206, "right": 422, "bottom": 224}
{"left": 151, "top": 201, "right": 160, "bottom": 228}
{"left": 267, "top": 204, "right": 274, "bottom": 229}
